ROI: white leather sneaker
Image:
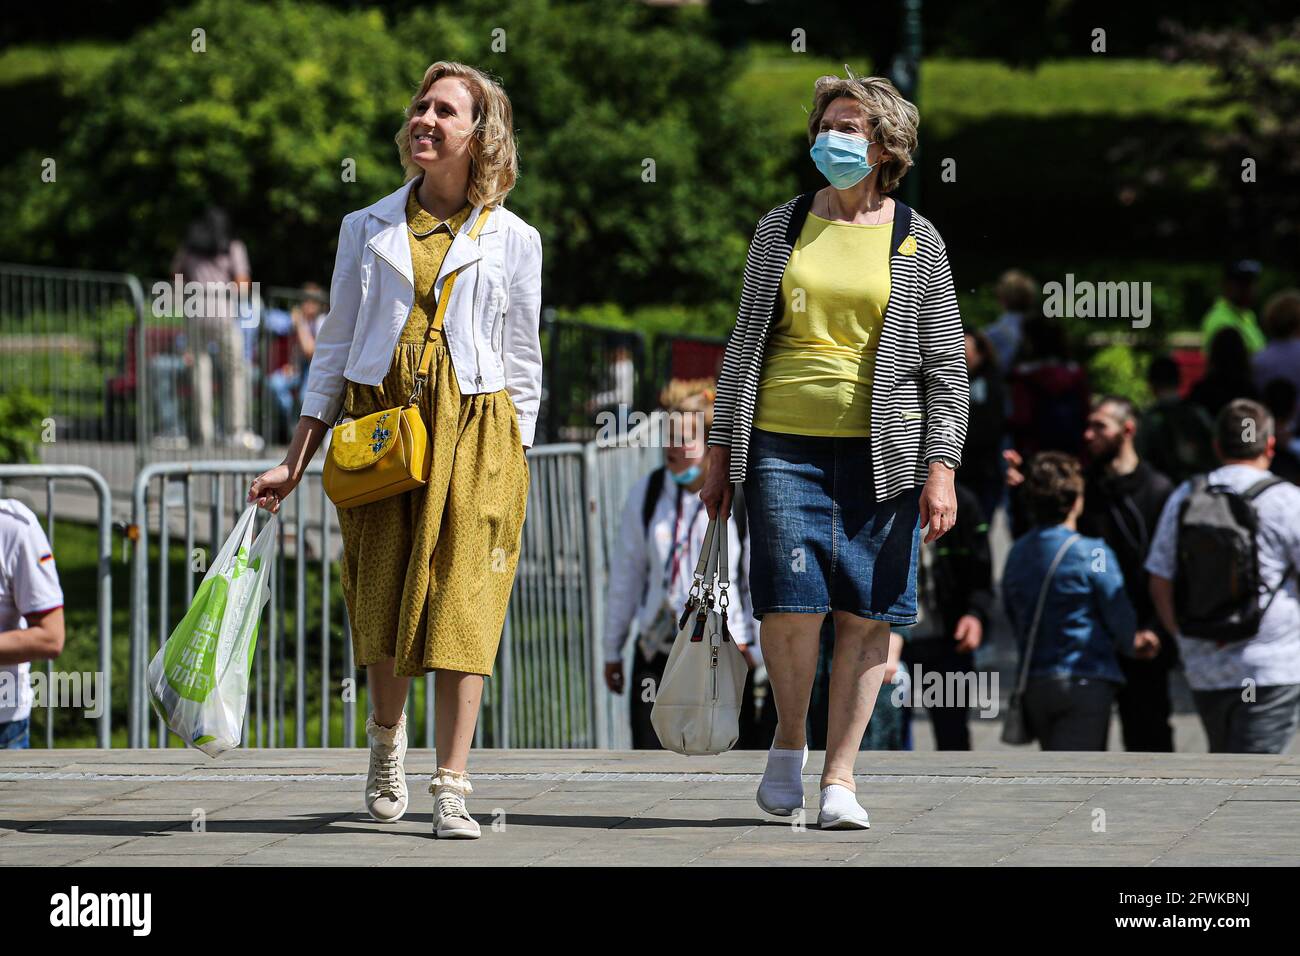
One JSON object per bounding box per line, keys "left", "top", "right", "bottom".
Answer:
{"left": 817, "top": 783, "right": 871, "bottom": 830}
{"left": 430, "top": 768, "right": 481, "bottom": 839}
{"left": 364, "top": 713, "right": 408, "bottom": 823}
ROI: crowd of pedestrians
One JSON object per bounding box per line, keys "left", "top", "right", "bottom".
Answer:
{"left": 605, "top": 262, "right": 1300, "bottom": 757}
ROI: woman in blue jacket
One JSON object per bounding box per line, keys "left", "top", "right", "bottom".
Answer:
{"left": 1002, "top": 452, "right": 1157, "bottom": 750}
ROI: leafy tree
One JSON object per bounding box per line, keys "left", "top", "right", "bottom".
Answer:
{"left": 0, "top": 0, "right": 420, "bottom": 283}
{"left": 401, "top": 0, "right": 795, "bottom": 308}
{"left": 1112, "top": 18, "right": 1300, "bottom": 268}
{"left": 2, "top": 0, "right": 794, "bottom": 312}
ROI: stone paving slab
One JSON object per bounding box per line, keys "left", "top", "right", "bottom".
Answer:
{"left": 1, "top": 749, "right": 1298, "bottom": 866}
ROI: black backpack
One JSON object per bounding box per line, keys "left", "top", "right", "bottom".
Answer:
{"left": 1173, "top": 474, "right": 1293, "bottom": 642}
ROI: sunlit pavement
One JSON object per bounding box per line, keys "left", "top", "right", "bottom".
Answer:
{"left": 2, "top": 748, "right": 1298, "bottom": 866}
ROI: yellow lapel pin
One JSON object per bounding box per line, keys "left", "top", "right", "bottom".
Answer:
{"left": 898, "top": 235, "right": 917, "bottom": 256}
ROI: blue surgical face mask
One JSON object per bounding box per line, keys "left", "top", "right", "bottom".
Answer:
{"left": 670, "top": 463, "right": 703, "bottom": 485}
{"left": 810, "top": 130, "right": 875, "bottom": 189}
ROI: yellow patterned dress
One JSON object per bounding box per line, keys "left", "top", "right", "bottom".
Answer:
{"left": 336, "top": 188, "right": 530, "bottom": 677}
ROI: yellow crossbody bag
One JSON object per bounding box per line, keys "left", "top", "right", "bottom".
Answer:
{"left": 323, "top": 206, "right": 491, "bottom": 509}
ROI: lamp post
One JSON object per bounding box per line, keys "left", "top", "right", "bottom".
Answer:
{"left": 890, "top": 0, "right": 922, "bottom": 209}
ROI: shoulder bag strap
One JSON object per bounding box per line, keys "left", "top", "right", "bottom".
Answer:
{"left": 407, "top": 206, "right": 492, "bottom": 404}
{"left": 1242, "top": 474, "right": 1295, "bottom": 614}
{"left": 1014, "top": 533, "right": 1081, "bottom": 697}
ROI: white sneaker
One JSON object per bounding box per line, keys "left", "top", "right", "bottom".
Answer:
{"left": 364, "top": 713, "right": 408, "bottom": 823}
{"left": 430, "top": 768, "right": 481, "bottom": 839}
{"left": 817, "top": 783, "right": 871, "bottom": 830}
{"left": 756, "top": 745, "right": 809, "bottom": 816}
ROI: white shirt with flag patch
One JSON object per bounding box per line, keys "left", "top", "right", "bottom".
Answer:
{"left": 0, "top": 500, "right": 65, "bottom": 724}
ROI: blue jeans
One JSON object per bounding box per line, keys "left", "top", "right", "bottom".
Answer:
{"left": 0, "top": 717, "right": 30, "bottom": 749}
{"left": 744, "top": 426, "right": 922, "bottom": 623}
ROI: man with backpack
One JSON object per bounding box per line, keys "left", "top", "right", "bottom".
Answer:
{"left": 1146, "top": 398, "right": 1300, "bottom": 753}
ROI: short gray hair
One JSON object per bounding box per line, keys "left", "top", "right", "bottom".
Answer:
{"left": 1215, "top": 398, "right": 1274, "bottom": 459}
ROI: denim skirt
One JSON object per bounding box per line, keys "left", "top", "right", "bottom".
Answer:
{"left": 744, "top": 426, "right": 922, "bottom": 623}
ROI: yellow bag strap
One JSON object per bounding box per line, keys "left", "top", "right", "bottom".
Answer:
{"left": 408, "top": 205, "right": 493, "bottom": 404}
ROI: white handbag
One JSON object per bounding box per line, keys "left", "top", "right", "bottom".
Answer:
{"left": 651, "top": 515, "right": 749, "bottom": 755}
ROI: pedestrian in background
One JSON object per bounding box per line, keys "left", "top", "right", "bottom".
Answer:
{"left": 1002, "top": 452, "right": 1154, "bottom": 751}
{"left": 1147, "top": 399, "right": 1300, "bottom": 754}
{"left": 0, "top": 499, "right": 66, "bottom": 749}
{"left": 171, "top": 206, "right": 261, "bottom": 450}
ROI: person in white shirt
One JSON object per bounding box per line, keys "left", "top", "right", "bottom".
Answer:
{"left": 0, "top": 499, "right": 66, "bottom": 749}
{"left": 603, "top": 380, "right": 765, "bottom": 748}
{"left": 1147, "top": 398, "right": 1300, "bottom": 753}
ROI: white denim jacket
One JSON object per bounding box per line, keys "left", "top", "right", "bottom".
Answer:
{"left": 300, "top": 177, "right": 544, "bottom": 445}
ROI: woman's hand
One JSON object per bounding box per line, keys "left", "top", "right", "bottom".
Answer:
{"left": 920, "top": 461, "right": 958, "bottom": 543}
{"left": 248, "top": 416, "right": 329, "bottom": 513}
{"left": 248, "top": 462, "right": 300, "bottom": 514}
{"left": 698, "top": 445, "right": 733, "bottom": 520}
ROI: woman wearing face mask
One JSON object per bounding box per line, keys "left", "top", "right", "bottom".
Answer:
{"left": 602, "top": 380, "right": 767, "bottom": 749}
{"left": 700, "top": 70, "right": 969, "bottom": 829}
{"left": 247, "top": 62, "right": 542, "bottom": 840}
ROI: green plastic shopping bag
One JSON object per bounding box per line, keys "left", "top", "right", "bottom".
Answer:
{"left": 147, "top": 505, "right": 277, "bottom": 756}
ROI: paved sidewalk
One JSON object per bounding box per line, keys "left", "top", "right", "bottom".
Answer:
{"left": 2, "top": 749, "right": 1298, "bottom": 866}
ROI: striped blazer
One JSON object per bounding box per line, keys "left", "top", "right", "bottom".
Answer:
{"left": 708, "top": 191, "right": 970, "bottom": 502}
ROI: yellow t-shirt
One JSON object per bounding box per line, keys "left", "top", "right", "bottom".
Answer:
{"left": 753, "top": 212, "right": 892, "bottom": 437}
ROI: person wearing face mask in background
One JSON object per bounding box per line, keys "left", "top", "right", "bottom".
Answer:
{"left": 604, "top": 379, "right": 771, "bottom": 750}
{"left": 701, "top": 69, "right": 968, "bottom": 828}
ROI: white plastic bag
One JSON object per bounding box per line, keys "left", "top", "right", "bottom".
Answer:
{"left": 651, "top": 516, "right": 748, "bottom": 755}
{"left": 147, "top": 506, "right": 277, "bottom": 756}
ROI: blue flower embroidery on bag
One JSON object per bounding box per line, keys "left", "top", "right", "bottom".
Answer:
{"left": 369, "top": 414, "right": 392, "bottom": 454}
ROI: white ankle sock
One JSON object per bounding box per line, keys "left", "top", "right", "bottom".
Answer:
{"left": 757, "top": 745, "right": 808, "bottom": 812}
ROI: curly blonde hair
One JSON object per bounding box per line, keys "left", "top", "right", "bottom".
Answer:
{"left": 395, "top": 61, "right": 518, "bottom": 207}
{"left": 807, "top": 68, "right": 919, "bottom": 194}
{"left": 659, "top": 377, "right": 716, "bottom": 428}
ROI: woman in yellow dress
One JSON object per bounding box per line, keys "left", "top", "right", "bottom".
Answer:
{"left": 248, "top": 62, "right": 543, "bottom": 840}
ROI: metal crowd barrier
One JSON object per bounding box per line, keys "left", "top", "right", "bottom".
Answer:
{"left": 0, "top": 263, "right": 148, "bottom": 455}
{"left": 0, "top": 260, "right": 678, "bottom": 467}
{"left": 129, "top": 459, "right": 325, "bottom": 749}
{"left": 0, "top": 434, "right": 683, "bottom": 750}
{"left": 0, "top": 465, "right": 113, "bottom": 748}
{"left": 126, "top": 442, "right": 647, "bottom": 751}
{"left": 136, "top": 278, "right": 329, "bottom": 462}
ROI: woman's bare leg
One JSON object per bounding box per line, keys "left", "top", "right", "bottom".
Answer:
{"left": 821, "top": 612, "right": 891, "bottom": 790}
{"left": 759, "top": 612, "right": 827, "bottom": 748}
{"left": 434, "top": 670, "right": 484, "bottom": 773}
{"left": 367, "top": 658, "right": 411, "bottom": 727}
